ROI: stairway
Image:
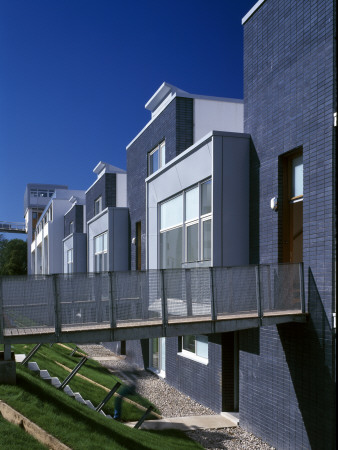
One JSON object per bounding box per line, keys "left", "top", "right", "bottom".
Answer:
{"left": 27, "top": 361, "right": 113, "bottom": 419}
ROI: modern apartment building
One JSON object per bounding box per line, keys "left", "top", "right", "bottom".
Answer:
{"left": 85, "top": 161, "right": 128, "bottom": 273}
{"left": 24, "top": 183, "right": 68, "bottom": 274}
{"left": 120, "top": 1, "right": 336, "bottom": 448}
{"left": 240, "top": 0, "right": 336, "bottom": 448}
{"left": 30, "top": 189, "right": 86, "bottom": 275}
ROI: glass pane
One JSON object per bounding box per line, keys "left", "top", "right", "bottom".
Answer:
{"left": 201, "top": 180, "right": 212, "bottom": 215}
{"left": 292, "top": 155, "right": 303, "bottom": 197}
{"left": 103, "top": 252, "right": 108, "bottom": 271}
{"left": 202, "top": 219, "right": 211, "bottom": 260}
{"left": 94, "top": 235, "right": 102, "bottom": 253}
{"left": 187, "top": 223, "right": 198, "bottom": 262}
{"left": 150, "top": 149, "right": 159, "bottom": 174}
{"left": 196, "top": 335, "right": 208, "bottom": 359}
{"left": 160, "top": 143, "right": 165, "bottom": 168}
{"left": 160, "top": 227, "right": 182, "bottom": 269}
{"left": 103, "top": 232, "right": 107, "bottom": 251}
{"left": 152, "top": 338, "right": 159, "bottom": 369}
{"left": 185, "top": 187, "right": 199, "bottom": 222}
{"left": 160, "top": 195, "right": 183, "bottom": 230}
{"left": 160, "top": 338, "right": 165, "bottom": 371}
{"left": 183, "top": 335, "right": 195, "bottom": 353}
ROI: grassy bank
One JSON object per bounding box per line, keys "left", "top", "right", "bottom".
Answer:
{"left": 0, "top": 357, "right": 202, "bottom": 449}
{"left": 7, "top": 343, "right": 157, "bottom": 421}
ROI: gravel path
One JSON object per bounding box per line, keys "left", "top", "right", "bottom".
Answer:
{"left": 79, "top": 344, "right": 275, "bottom": 450}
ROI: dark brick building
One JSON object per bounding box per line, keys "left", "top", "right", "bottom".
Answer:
{"left": 241, "top": 0, "right": 336, "bottom": 448}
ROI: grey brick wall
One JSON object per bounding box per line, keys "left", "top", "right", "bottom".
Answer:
{"left": 242, "top": 0, "right": 336, "bottom": 448}
{"left": 86, "top": 173, "right": 116, "bottom": 222}
{"left": 127, "top": 97, "right": 193, "bottom": 270}
{"left": 64, "top": 204, "right": 84, "bottom": 237}
{"left": 165, "top": 335, "right": 223, "bottom": 412}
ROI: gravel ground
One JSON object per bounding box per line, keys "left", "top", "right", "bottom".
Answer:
{"left": 79, "top": 344, "right": 275, "bottom": 450}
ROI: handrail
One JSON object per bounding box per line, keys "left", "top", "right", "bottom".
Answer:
{"left": 0, "top": 264, "right": 306, "bottom": 344}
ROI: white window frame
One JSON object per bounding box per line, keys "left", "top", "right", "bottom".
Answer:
{"left": 179, "top": 335, "right": 209, "bottom": 364}
{"left": 94, "top": 231, "right": 108, "bottom": 272}
{"left": 159, "top": 178, "right": 212, "bottom": 268}
{"left": 148, "top": 141, "right": 165, "bottom": 175}
{"left": 94, "top": 196, "right": 103, "bottom": 216}
{"left": 67, "top": 248, "right": 73, "bottom": 274}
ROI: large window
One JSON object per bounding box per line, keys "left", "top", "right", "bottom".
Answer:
{"left": 67, "top": 249, "right": 73, "bottom": 274}
{"left": 148, "top": 141, "right": 165, "bottom": 175}
{"left": 94, "top": 232, "right": 108, "bottom": 272}
{"left": 159, "top": 179, "right": 212, "bottom": 268}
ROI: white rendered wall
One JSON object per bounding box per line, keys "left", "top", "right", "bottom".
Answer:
{"left": 116, "top": 173, "right": 127, "bottom": 207}
{"left": 194, "top": 99, "right": 244, "bottom": 142}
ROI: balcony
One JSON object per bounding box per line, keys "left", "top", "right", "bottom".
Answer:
{"left": 0, "top": 264, "right": 307, "bottom": 344}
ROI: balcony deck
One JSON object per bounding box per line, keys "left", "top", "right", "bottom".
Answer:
{"left": 0, "top": 264, "right": 307, "bottom": 345}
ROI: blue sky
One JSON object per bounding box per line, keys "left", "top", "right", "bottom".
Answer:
{"left": 0, "top": 0, "right": 255, "bottom": 240}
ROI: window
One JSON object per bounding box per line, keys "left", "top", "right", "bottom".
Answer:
{"left": 94, "top": 196, "right": 102, "bottom": 216}
{"left": 160, "top": 194, "right": 183, "bottom": 269}
{"left": 281, "top": 150, "right": 303, "bottom": 263}
{"left": 69, "top": 221, "right": 74, "bottom": 235}
{"left": 159, "top": 179, "right": 212, "bottom": 268}
{"left": 181, "top": 335, "right": 208, "bottom": 362}
{"left": 67, "top": 249, "right": 73, "bottom": 274}
{"left": 148, "top": 141, "right": 165, "bottom": 175}
{"left": 94, "top": 232, "right": 108, "bottom": 272}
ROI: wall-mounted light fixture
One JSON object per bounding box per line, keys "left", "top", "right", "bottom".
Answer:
{"left": 131, "top": 237, "right": 136, "bottom": 245}
{"left": 270, "top": 197, "right": 278, "bottom": 211}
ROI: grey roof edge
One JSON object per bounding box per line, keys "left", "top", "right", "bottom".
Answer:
{"left": 127, "top": 86, "right": 243, "bottom": 150}
{"left": 242, "top": 0, "right": 266, "bottom": 25}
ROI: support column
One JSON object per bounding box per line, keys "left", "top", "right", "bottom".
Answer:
{"left": 0, "top": 344, "right": 16, "bottom": 385}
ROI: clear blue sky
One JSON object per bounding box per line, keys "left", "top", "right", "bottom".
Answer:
{"left": 0, "top": 0, "right": 255, "bottom": 240}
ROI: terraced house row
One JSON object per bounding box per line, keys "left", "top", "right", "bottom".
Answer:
{"left": 23, "top": 1, "right": 336, "bottom": 448}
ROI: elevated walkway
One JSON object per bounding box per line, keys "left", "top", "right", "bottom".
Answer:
{"left": 0, "top": 221, "right": 26, "bottom": 234}
{"left": 0, "top": 264, "right": 307, "bottom": 345}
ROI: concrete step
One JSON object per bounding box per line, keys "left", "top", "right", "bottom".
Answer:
{"left": 50, "top": 377, "right": 62, "bottom": 388}
{"left": 25, "top": 360, "right": 112, "bottom": 419}
{"left": 27, "top": 361, "right": 40, "bottom": 372}
{"left": 63, "top": 385, "right": 75, "bottom": 397}
{"left": 85, "top": 400, "right": 95, "bottom": 410}
{"left": 74, "top": 393, "right": 87, "bottom": 405}
{"left": 39, "top": 370, "right": 51, "bottom": 380}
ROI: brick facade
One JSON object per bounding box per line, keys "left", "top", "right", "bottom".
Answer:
{"left": 242, "top": 0, "right": 336, "bottom": 448}
{"left": 64, "top": 204, "right": 84, "bottom": 238}
{"left": 86, "top": 173, "right": 116, "bottom": 222}
{"left": 127, "top": 97, "right": 193, "bottom": 270}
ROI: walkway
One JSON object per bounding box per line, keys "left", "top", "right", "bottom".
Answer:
{"left": 1, "top": 264, "right": 307, "bottom": 345}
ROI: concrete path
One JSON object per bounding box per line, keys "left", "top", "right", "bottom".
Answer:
{"left": 125, "top": 414, "right": 236, "bottom": 430}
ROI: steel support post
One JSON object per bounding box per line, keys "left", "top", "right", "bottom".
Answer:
{"left": 255, "top": 265, "right": 263, "bottom": 325}
{"left": 185, "top": 269, "right": 193, "bottom": 317}
{"left": 53, "top": 274, "right": 61, "bottom": 341}
{"left": 161, "top": 270, "right": 168, "bottom": 335}
{"left": 109, "top": 272, "right": 116, "bottom": 329}
{"left": 21, "top": 343, "right": 42, "bottom": 366}
{"left": 58, "top": 356, "right": 87, "bottom": 390}
{"left": 299, "top": 262, "right": 306, "bottom": 313}
{"left": 95, "top": 381, "right": 121, "bottom": 412}
{"left": 134, "top": 406, "right": 154, "bottom": 429}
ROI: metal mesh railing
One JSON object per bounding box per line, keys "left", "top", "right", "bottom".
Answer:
{"left": 1, "top": 275, "right": 54, "bottom": 332}
{"left": 0, "top": 263, "right": 304, "bottom": 338}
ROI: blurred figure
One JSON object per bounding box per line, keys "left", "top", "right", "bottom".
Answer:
{"left": 113, "top": 367, "right": 139, "bottom": 421}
